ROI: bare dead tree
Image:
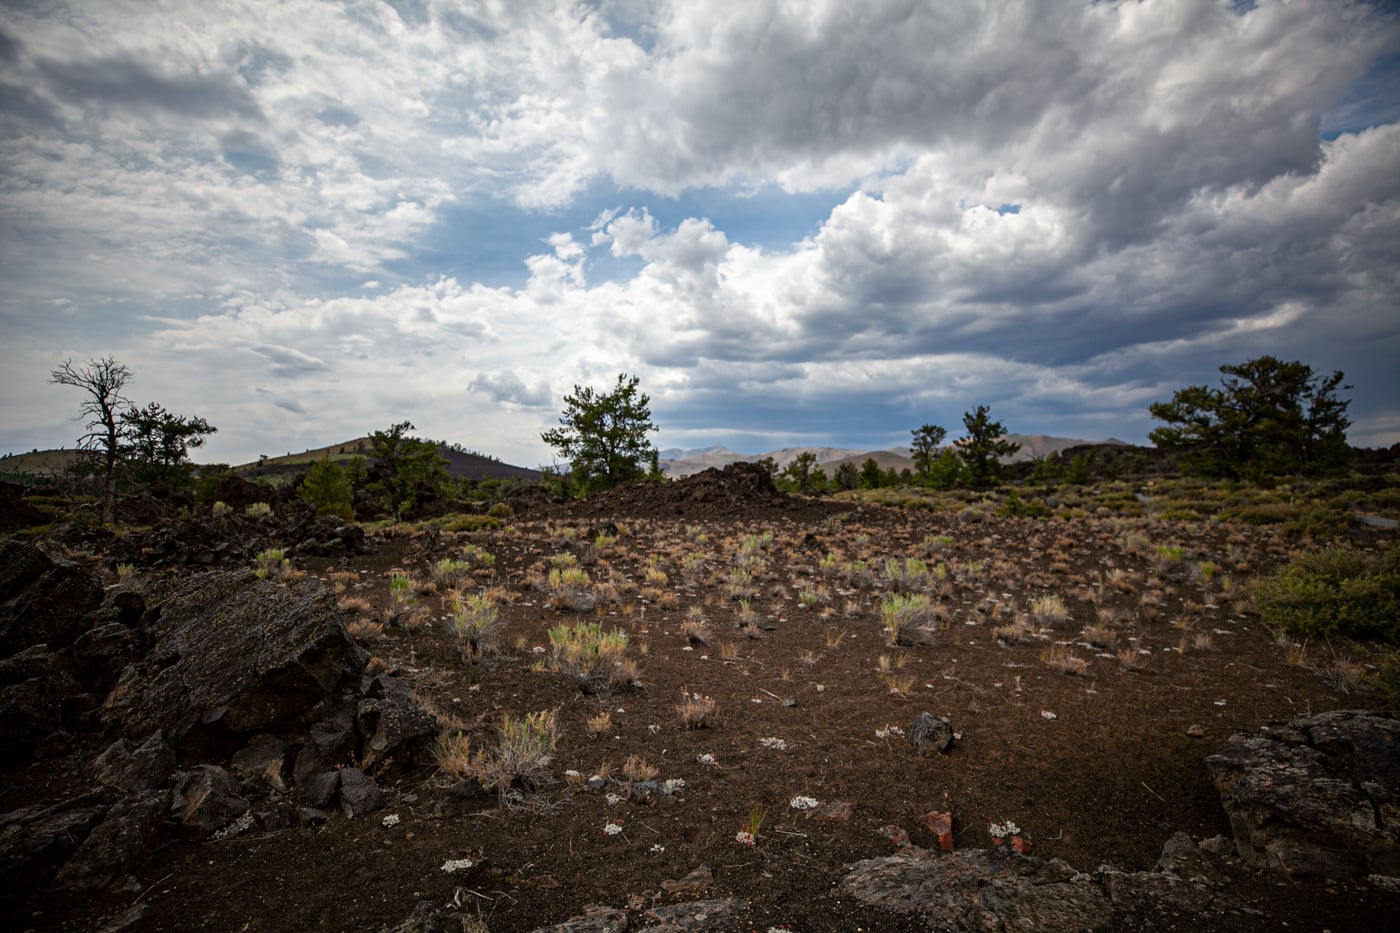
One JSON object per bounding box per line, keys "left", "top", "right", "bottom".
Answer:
{"left": 49, "top": 356, "right": 133, "bottom": 523}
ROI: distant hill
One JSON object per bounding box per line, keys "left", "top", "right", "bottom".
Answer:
{"left": 0, "top": 448, "right": 87, "bottom": 479}
{"left": 232, "top": 438, "right": 541, "bottom": 483}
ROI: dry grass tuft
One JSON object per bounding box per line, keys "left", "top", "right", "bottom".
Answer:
{"left": 1041, "top": 643, "right": 1088, "bottom": 676}
{"left": 622, "top": 754, "right": 659, "bottom": 781}
{"left": 676, "top": 689, "right": 718, "bottom": 729}
{"left": 345, "top": 618, "right": 385, "bottom": 642}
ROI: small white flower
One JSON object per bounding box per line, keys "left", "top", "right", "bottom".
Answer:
{"left": 605, "top": 793, "right": 623, "bottom": 806}
{"left": 989, "top": 820, "right": 1022, "bottom": 838}
{"left": 1040, "top": 710, "right": 1057, "bottom": 720}
{"left": 697, "top": 753, "right": 717, "bottom": 765}
{"left": 735, "top": 830, "right": 756, "bottom": 847}
{"left": 603, "top": 821, "right": 624, "bottom": 836}
{"left": 662, "top": 778, "right": 687, "bottom": 794}
{"left": 789, "top": 795, "right": 819, "bottom": 810}
{"left": 532, "top": 645, "right": 546, "bottom": 654}
{"left": 759, "top": 737, "right": 788, "bottom": 751}
{"left": 381, "top": 813, "right": 400, "bottom": 828}
{"left": 650, "top": 843, "right": 666, "bottom": 853}
{"left": 441, "top": 857, "right": 475, "bottom": 873}
{"left": 875, "top": 725, "right": 905, "bottom": 739}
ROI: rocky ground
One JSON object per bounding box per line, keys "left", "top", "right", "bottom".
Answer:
{"left": 2, "top": 464, "right": 1398, "bottom": 932}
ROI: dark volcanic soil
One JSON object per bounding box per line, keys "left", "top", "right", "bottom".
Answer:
{"left": 7, "top": 474, "right": 1399, "bottom": 932}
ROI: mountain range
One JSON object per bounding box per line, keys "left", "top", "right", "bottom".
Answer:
{"left": 658, "top": 435, "right": 1130, "bottom": 478}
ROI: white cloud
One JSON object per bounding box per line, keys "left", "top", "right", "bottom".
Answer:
{"left": 2, "top": 0, "right": 1397, "bottom": 460}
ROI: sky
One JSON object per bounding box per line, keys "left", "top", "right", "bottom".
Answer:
{"left": 2, "top": 0, "right": 1398, "bottom": 469}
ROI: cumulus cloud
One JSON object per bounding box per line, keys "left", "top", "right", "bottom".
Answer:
{"left": 2, "top": 0, "right": 1397, "bottom": 461}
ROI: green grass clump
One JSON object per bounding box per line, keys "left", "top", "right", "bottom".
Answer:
{"left": 544, "top": 620, "right": 632, "bottom": 689}
{"left": 880, "top": 593, "right": 939, "bottom": 646}
{"left": 1252, "top": 546, "right": 1399, "bottom": 642}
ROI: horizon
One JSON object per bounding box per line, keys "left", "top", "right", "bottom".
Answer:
{"left": 3, "top": 1, "right": 1398, "bottom": 467}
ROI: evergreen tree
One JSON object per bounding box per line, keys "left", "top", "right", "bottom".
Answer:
{"left": 960, "top": 405, "right": 1020, "bottom": 487}
{"left": 1148, "top": 356, "right": 1351, "bottom": 479}
{"left": 540, "top": 374, "right": 659, "bottom": 494}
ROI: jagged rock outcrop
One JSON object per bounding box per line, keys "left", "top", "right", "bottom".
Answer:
{"left": 101, "top": 570, "right": 367, "bottom": 754}
{"left": 0, "top": 539, "right": 103, "bottom": 655}
{"left": 838, "top": 839, "right": 1235, "bottom": 931}
{"left": 52, "top": 789, "right": 170, "bottom": 893}
{"left": 0, "top": 793, "right": 106, "bottom": 903}
{"left": 527, "top": 898, "right": 747, "bottom": 932}
{"left": 1206, "top": 709, "right": 1399, "bottom": 881}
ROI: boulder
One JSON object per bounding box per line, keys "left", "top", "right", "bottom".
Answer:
{"left": 52, "top": 789, "right": 170, "bottom": 893}
{"left": 101, "top": 570, "right": 367, "bottom": 753}
{"left": 293, "top": 514, "right": 368, "bottom": 556}
{"left": 357, "top": 675, "right": 439, "bottom": 769}
{"left": 0, "top": 539, "right": 103, "bottom": 655}
{"left": 231, "top": 733, "right": 290, "bottom": 793}
{"left": 170, "top": 765, "right": 249, "bottom": 835}
{"left": 1206, "top": 709, "right": 1400, "bottom": 881}
{"left": 338, "top": 767, "right": 385, "bottom": 818}
{"left": 92, "top": 730, "right": 177, "bottom": 794}
{"left": 71, "top": 620, "right": 145, "bottom": 691}
{"left": 294, "top": 715, "right": 357, "bottom": 797}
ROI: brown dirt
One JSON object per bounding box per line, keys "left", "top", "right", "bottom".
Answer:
{"left": 7, "top": 475, "right": 1400, "bottom": 932}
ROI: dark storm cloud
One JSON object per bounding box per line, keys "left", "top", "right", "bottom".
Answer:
{"left": 35, "top": 54, "right": 263, "bottom": 121}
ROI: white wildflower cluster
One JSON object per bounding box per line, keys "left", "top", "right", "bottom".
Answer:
{"left": 874, "top": 725, "right": 905, "bottom": 739}
{"left": 758, "top": 737, "right": 788, "bottom": 751}
{"left": 605, "top": 792, "right": 624, "bottom": 806}
{"left": 441, "top": 857, "right": 475, "bottom": 873}
{"left": 603, "top": 821, "right": 625, "bottom": 836}
{"left": 381, "top": 813, "right": 401, "bottom": 828}
{"left": 662, "top": 778, "right": 687, "bottom": 795}
{"left": 735, "top": 830, "right": 756, "bottom": 847}
{"left": 1040, "top": 710, "right": 1057, "bottom": 720}
{"left": 564, "top": 769, "right": 581, "bottom": 780}
{"left": 650, "top": 843, "right": 666, "bottom": 853}
{"left": 988, "top": 820, "right": 1021, "bottom": 838}
{"left": 697, "top": 753, "right": 717, "bottom": 765}
{"left": 789, "top": 795, "right": 820, "bottom": 811}
{"left": 213, "top": 811, "right": 255, "bottom": 840}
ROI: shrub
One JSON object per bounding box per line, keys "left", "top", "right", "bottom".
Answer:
{"left": 440, "top": 514, "right": 501, "bottom": 532}
{"left": 547, "top": 565, "right": 599, "bottom": 611}
{"left": 544, "top": 620, "right": 632, "bottom": 689}
{"left": 1252, "top": 546, "right": 1399, "bottom": 642}
{"left": 997, "top": 489, "right": 1051, "bottom": 518}
{"left": 433, "top": 558, "right": 473, "bottom": 591}
{"left": 450, "top": 592, "right": 505, "bottom": 658}
{"left": 470, "top": 710, "right": 559, "bottom": 797}
{"left": 299, "top": 459, "right": 355, "bottom": 520}
{"left": 245, "top": 502, "right": 273, "bottom": 518}
{"left": 880, "top": 593, "right": 939, "bottom": 646}
{"left": 253, "top": 547, "right": 289, "bottom": 581}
